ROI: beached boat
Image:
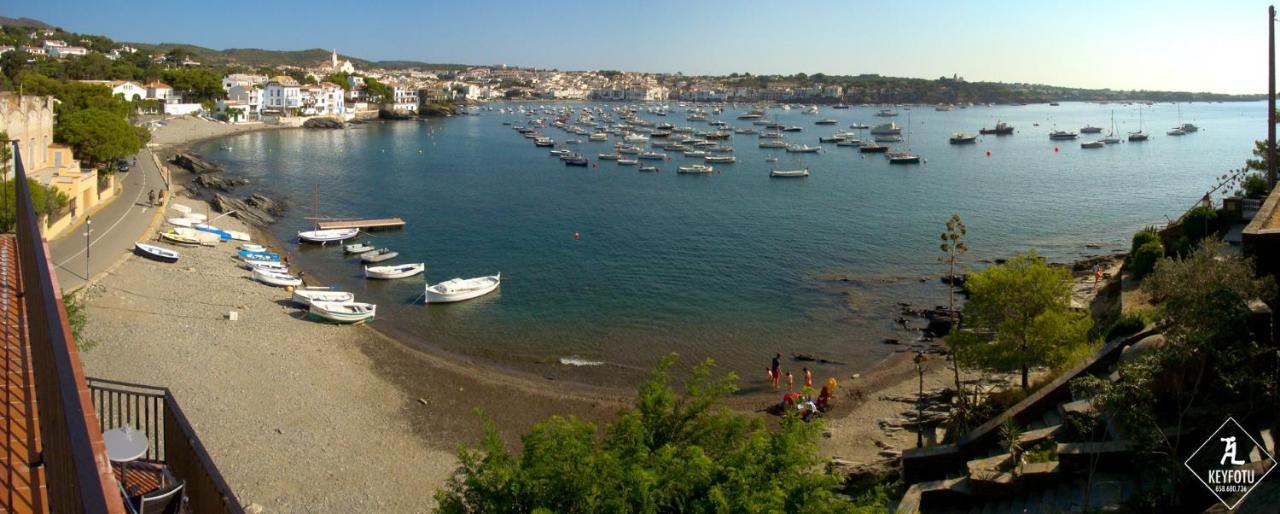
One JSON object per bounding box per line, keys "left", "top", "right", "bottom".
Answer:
{"left": 769, "top": 168, "right": 810, "bottom": 178}
{"left": 240, "top": 243, "right": 266, "bottom": 253}
{"left": 254, "top": 269, "right": 303, "bottom": 287}
{"left": 194, "top": 225, "right": 231, "bottom": 241}
{"left": 949, "top": 132, "right": 978, "bottom": 144}
{"left": 979, "top": 121, "right": 1014, "bottom": 135}
{"left": 167, "top": 217, "right": 200, "bottom": 228}
{"left": 344, "top": 242, "right": 375, "bottom": 254}
{"left": 308, "top": 300, "right": 377, "bottom": 324}
{"left": 242, "top": 260, "right": 289, "bottom": 272}
{"left": 677, "top": 164, "right": 715, "bottom": 174}
{"left": 425, "top": 273, "right": 501, "bottom": 303}
{"left": 298, "top": 228, "right": 358, "bottom": 244}
{"left": 239, "top": 249, "right": 281, "bottom": 262}
{"left": 134, "top": 242, "right": 179, "bottom": 263}
{"left": 291, "top": 286, "right": 356, "bottom": 307}
{"left": 364, "top": 263, "right": 425, "bottom": 280}
{"left": 361, "top": 248, "right": 399, "bottom": 263}
{"left": 173, "top": 227, "right": 220, "bottom": 245}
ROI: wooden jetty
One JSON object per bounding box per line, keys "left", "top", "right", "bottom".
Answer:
{"left": 314, "top": 217, "right": 406, "bottom": 231}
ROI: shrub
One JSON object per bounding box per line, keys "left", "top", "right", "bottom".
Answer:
{"left": 1181, "top": 206, "right": 1219, "bottom": 244}
{"left": 1130, "top": 228, "right": 1160, "bottom": 255}
{"left": 1243, "top": 173, "right": 1269, "bottom": 198}
{"left": 1105, "top": 313, "right": 1146, "bottom": 341}
{"left": 1129, "top": 240, "right": 1164, "bottom": 280}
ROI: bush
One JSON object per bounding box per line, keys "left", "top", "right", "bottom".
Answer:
{"left": 1105, "top": 313, "right": 1146, "bottom": 341}
{"left": 1129, "top": 240, "right": 1164, "bottom": 280}
{"left": 1181, "top": 206, "right": 1219, "bottom": 244}
{"left": 1130, "top": 228, "right": 1160, "bottom": 255}
{"left": 1243, "top": 173, "right": 1270, "bottom": 198}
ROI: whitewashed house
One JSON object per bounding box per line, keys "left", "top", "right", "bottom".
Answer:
{"left": 225, "top": 84, "right": 263, "bottom": 119}
{"left": 263, "top": 76, "right": 302, "bottom": 114}
{"left": 390, "top": 82, "right": 418, "bottom": 113}
{"left": 143, "top": 81, "right": 173, "bottom": 102}
{"left": 222, "top": 73, "right": 267, "bottom": 92}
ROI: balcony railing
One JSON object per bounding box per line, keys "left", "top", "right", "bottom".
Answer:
{"left": 86, "top": 378, "right": 244, "bottom": 514}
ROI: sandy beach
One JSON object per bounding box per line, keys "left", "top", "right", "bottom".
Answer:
{"left": 77, "top": 116, "right": 989, "bottom": 511}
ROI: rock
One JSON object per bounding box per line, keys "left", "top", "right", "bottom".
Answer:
{"left": 171, "top": 152, "right": 222, "bottom": 174}
{"left": 212, "top": 193, "right": 276, "bottom": 226}
{"left": 1120, "top": 334, "right": 1166, "bottom": 362}
{"left": 193, "top": 174, "right": 248, "bottom": 191}
{"left": 940, "top": 273, "right": 966, "bottom": 287}
{"left": 882, "top": 338, "right": 900, "bottom": 345}
{"left": 303, "top": 117, "right": 344, "bottom": 129}
{"left": 417, "top": 398, "right": 428, "bottom": 406}
{"left": 378, "top": 109, "right": 415, "bottom": 120}
{"left": 246, "top": 194, "right": 285, "bottom": 215}
{"left": 827, "top": 458, "right": 894, "bottom": 487}
{"left": 244, "top": 503, "right": 265, "bottom": 514}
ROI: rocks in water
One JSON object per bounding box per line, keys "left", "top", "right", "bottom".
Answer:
{"left": 791, "top": 353, "right": 848, "bottom": 365}
{"left": 940, "top": 273, "right": 966, "bottom": 287}
{"left": 193, "top": 174, "right": 248, "bottom": 191}
{"left": 303, "top": 117, "right": 344, "bottom": 129}
{"left": 378, "top": 109, "right": 414, "bottom": 120}
{"left": 246, "top": 193, "right": 285, "bottom": 215}
{"left": 212, "top": 193, "right": 277, "bottom": 226}
{"left": 171, "top": 152, "right": 222, "bottom": 174}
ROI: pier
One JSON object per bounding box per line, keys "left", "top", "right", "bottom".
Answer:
{"left": 315, "top": 217, "right": 407, "bottom": 230}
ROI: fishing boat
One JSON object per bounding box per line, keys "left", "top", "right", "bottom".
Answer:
{"left": 705, "top": 155, "right": 736, "bottom": 163}
{"left": 677, "top": 164, "right": 715, "bottom": 174}
{"left": 786, "top": 145, "right": 820, "bottom": 153}
{"left": 815, "top": 119, "right": 838, "bottom": 125}
{"left": 254, "top": 269, "right": 303, "bottom": 287}
{"left": 194, "top": 225, "right": 231, "bottom": 241}
{"left": 979, "top": 121, "right": 1014, "bottom": 135}
{"left": 425, "top": 273, "right": 501, "bottom": 303}
{"left": 1080, "top": 125, "right": 1103, "bottom": 134}
{"left": 949, "top": 132, "right": 977, "bottom": 144}
{"left": 769, "top": 168, "right": 810, "bottom": 178}
{"left": 360, "top": 248, "right": 399, "bottom": 263}
{"left": 638, "top": 165, "right": 659, "bottom": 172}
{"left": 308, "top": 301, "right": 377, "bottom": 324}
{"left": 344, "top": 242, "right": 376, "bottom": 254}
{"left": 1048, "top": 130, "right": 1078, "bottom": 140}
{"left": 870, "top": 123, "right": 901, "bottom": 135}
{"left": 242, "top": 260, "right": 289, "bottom": 272}
{"left": 160, "top": 230, "right": 202, "bottom": 246}
{"left": 298, "top": 228, "right": 359, "bottom": 244}
{"left": 239, "top": 249, "right": 281, "bottom": 262}
{"left": 133, "top": 242, "right": 178, "bottom": 263}
{"left": 240, "top": 243, "right": 266, "bottom": 252}
{"left": 1081, "top": 140, "right": 1106, "bottom": 149}
{"left": 291, "top": 286, "right": 355, "bottom": 307}
{"left": 364, "top": 263, "right": 426, "bottom": 280}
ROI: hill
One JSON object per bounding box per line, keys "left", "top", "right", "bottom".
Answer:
{"left": 123, "top": 42, "right": 453, "bottom": 70}
{"left": 0, "top": 16, "right": 53, "bottom": 29}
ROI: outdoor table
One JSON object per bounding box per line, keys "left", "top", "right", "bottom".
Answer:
{"left": 103, "top": 426, "right": 149, "bottom": 494}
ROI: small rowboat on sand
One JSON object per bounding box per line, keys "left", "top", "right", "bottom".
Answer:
{"left": 364, "top": 263, "right": 425, "bottom": 280}
{"left": 134, "top": 242, "right": 179, "bottom": 263}
{"left": 242, "top": 260, "right": 289, "bottom": 272}
{"left": 253, "top": 269, "right": 303, "bottom": 287}
{"left": 308, "top": 301, "right": 377, "bottom": 324}
{"left": 160, "top": 230, "right": 202, "bottom": 246}
{"left": 291, "top": 287, "right": 355, "bottom": 307}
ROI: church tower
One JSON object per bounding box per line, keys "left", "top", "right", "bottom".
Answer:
{"left": 331, "top": 49, "right": 338, "bottom": 69}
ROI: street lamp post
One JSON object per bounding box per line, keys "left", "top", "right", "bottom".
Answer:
{"left": 914, "top": 350, "right": 928, "bottom": 449}
{"left": 84, "top": 216, "right": 92, "bottom": 281}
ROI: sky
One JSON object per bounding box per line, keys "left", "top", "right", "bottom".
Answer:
{"left": 9, "top": 0, "right": 1274, "bottom": 94}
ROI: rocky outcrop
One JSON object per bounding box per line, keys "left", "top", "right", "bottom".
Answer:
{"left": 303, "top": 117, "right": 344, "bottom": 129}
{"left": 245, "top": 193, "right": 284, "bottom": 215}
{"left": 171, "top": 152, "right": 222, "bottom": 174}
{"left": 212, "top": 193, "right": 278, "bottom": 227}
{"left": 193, "top": 174, "right": 249, "bottom": 191}
{"left": 378, "top": 109, "right": 414, "bottom": 120}
{"left": 420, "top": 103, "right": 457, "bottom": 117}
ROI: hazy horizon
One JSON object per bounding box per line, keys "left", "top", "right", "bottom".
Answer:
{"left": 9, "top": 0, "right": 1274, "bottom": 95}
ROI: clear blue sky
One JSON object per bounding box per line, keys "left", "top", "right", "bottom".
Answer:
{"left": 9, "top": 0, "right": 1272, "bottom": 94}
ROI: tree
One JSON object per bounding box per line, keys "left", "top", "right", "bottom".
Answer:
{"left": 962, "top": 251, "right": 1093, "bottom": 390}
{"left": 939, "top": 214, "right": 967, "bottom": 399}
{"left": 1243, "top": 172, "right": 1269, "bottom": 197}
{"left": 363, "top": 77, "right": 392, "bottom": 104}
{"left": 161, "top": 68, "right": 225, "bottom": 103}
{"left": 55, "top": 109, "right": 143, "bottom": 168}
{"left": 435, "top": 355, "right": 861, "bottom": 513}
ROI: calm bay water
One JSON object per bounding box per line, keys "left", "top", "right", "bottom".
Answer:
{"left": 194, "top": 101, "right": 1264, "bottom": 388}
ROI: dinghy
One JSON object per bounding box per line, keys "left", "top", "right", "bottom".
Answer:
{"left": 364, "top": 263, "right": 425, "bottom": 280}
{"left": 344, "top": 243, "right": 376, "bottom": 254}
{"left": 425, "top": 273, "right": 501, "bottom": 303}
{"left": 253, "top": 268, "right": 303, "bottom": 287}
{"left": 242, "top": 260, "right": 289, "bottom": 272}
{"left": 134, "top": 242, "right": 179, "bottom": 263}
{"left": 170, "top": 203, "right": 192, "bottom": 215}
{"left": 360, "top": 248, "right": 399, "bottom": 263}
{"left": 185, "top": 213, "right": 207, "bottom": 222}
{"left": 167, "top": 217, "right": 200, "bottom": 227}
{"left": 297, "top": 228, "right": 359, "bottom": 244}
{"left": 291, "top": 287, "right": 355, "bottom": 307}
{"left": 238, "top": 249, "right": 281, "bottom": 261}
{"left": 194, "top": 225, "right": 232, "bottom": 241}
{"left": 174, "top": 227, "right": 220, "bottom": 245}
{"left": 240, "top": 243, "right": 266, "bottom": 253}
{"left": 160, "top": 230, "right": 202, "bottom": 246}
{"left": 770, "top": 168, "right": 810, "bottom": 178}
{"left": 308, "top": 301, "right": 377, "bottom": 324}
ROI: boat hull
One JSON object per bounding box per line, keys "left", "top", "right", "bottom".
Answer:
{"left": 425, "top": 275, "right": 501, "bottom": 303}
{"left": 134, "top": 243, "right": 178, "bottom": 263}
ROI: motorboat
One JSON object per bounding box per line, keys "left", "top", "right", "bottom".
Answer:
{"left": 677, "top": 164, "right": 715, "bottom": 174}
{"left": 705, "top": 155, "right": 736, "bottom": 163}
{"left": 979, "top": 121, "right": 1014, "bottom": 135}
{"left": 887, "top": 151, "right": 922, "bottom": 164}
{"left": 597, "top": 153, "right": 620, "bottom": 160}
{"left": 769, "top": 168, "right": 810, "bottom": 178}
{"left": 781, "top": 126, "right": 803, "bottom": 132}
{"left": 134, "top": 242, "right": 178, "bottom": 263}
{"left": 291, "top": 286, "right": 355, "bottom": 307}
{"left": 814, "top": 119, "right": 838, "bottom": 125}
{"left": 1179, "top": 123, "right": 1199, "bottom": 133}
{"left": 859, "top": 141, "right": 888, "bottom": 153}
{"left": 534, "top": 137, "right": 555, "bottom": 147}
{"left": 874, "top": 135, "right": 903, "bottom": 143}
{"left": 344, "top": 243, "right": 376, "bottom": 254}
{"left": 425, "top": 273, "right": 501, "bottom": 303}
{"left": 835, "top": 139, "right": 862, "bottom": 147}
{"left": 786, "top": 145, "right": 820, "bottom": 153}
{"left": 1166, "top": 127, "right": 1186, "bottom": 136}
{"left": 1080, "top": 125, "right": 1103, "bottom": 134}
{"left": 1048, "top": 130, "right": 1078, "bottom": 140}
{"left": 364, "top": 263, "right": 425, "bottom": 280}
{"left": 849, "top": 123, "right": 869, "bottom": 129}
{"left": 589, "top": 132, "right": 608, "bottom": 141}
{"left": 949, "top": 133, "right": 978, "bottom": 144}
{"left": 638, "top": 165, "right": 659, "bottom": 172}
{"left": 870, "top": 123, "right": 901, "bottom": 135}
{"left": 875, "top": 109, "right": 898, "bottom": 117}
{"left": 617, "top": 158, "right": 638, "bottom": 166}
{"left": 638, "top": 152, "right": 667, "bottom": 160}
{"left": 242, "top": 260, "right": 289, "bottom": 273}
{"left": 1081, "top": 140, "right": 1106, "bottom": 149}
{"left": 564, "top": 156, "right": 589, "bottom": 166}
{"left": 360, "top": 248, "right": 399, "bottom": 263}
{"left": 298, "top": 228, "right": 359, "bottom": 244}
{"left": 308, "top": 301, "right": 376, "bottom": 324}
{"left": 254, "top": 269, "right": 303, "bottom": 287}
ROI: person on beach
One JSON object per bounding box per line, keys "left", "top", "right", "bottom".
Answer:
{"left": 785, "top": 371, "right": 794, "bottom": 391}
{"left": 817, "top": 378, "right": 838, "bottom": 412}
{"left": 148, "top": 190, "right": 156, "bottom": 206}
{"left": 770, "top": 353, "right": 782, "bottom": 390}
{"left": 803, "top": 367, "right": 813, "bottom": 389}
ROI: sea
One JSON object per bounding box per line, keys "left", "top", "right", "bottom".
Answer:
{"left": 192, "top": 100, "right": 1265, "bottom": 390}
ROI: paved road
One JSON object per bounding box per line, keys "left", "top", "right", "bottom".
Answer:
{"left": 49, "top": 149, "right": 165, "bottom": 292}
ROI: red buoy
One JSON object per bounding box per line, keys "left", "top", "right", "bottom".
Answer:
{"left": 1054, "top": 146, "right": 1060, "bottom": 153}
{"left": 574, "top": 232, "right": 581, "bottom": 240}
{"left": 985, "top": 150, "right": 991, "bottom": 157}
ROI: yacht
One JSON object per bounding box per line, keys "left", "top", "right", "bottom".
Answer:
{"left": 1081, "top": 140, "right": 1106, "bottom": 149}
{"left": 1080, "top": 125, "right": 1103, "bottom": 134}
{"left": 1048, "top": 130, "right": 1078, "bottom": 140}
{"left": 979, "top": 121, "right": 1014, "bottom": 135}
{"left": 1129, "top": 106, "right": 1149, "bottom": 141}
{"left": 870, "top": 123, "right": 902, "bottom": 135}
{"left": 785, "top": 144, "right": 820, "bottom": 153}
{"left": 677, "top": 164, "right": 715, "bottom": 174}
{"left": 875, "top": 109, "right": 899, "bottom": 117}
{"left": 949, "top": 132, "right": 978, "bottom": 144}
{"left": 1102, "top": 111, "right": 1121, "bottom": 144}
{"left": 887, "top": 151, "right": 921, "bottom": 164}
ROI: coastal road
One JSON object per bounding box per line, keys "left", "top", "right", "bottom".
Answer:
{"left": 49, "top": 148, "right": 166, "bottom": 292}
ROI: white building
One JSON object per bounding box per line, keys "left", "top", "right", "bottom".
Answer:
{"left": 143, "top": 81, "right": 174, "bottom": 102}
{"left": 328, "top": 49, "right": 355, "bottom": 74}
{"left": 76, "top": 80, "right": 147, "bottom": 101}
{"left": 222, "top": 73, "right": 267, "bottom": 92}
{"left": 390, "top": 82, "right": 418, "bottom": 113}
{"left": 300, "top": 82, "right": 346, "bottom": 116}
{"left": 48, "top": 46, "right": 88, "bottom": 58}
{"left": 263, "top": 76, "right": 302, "bottom": 114}
{"left": 226, "top": 84, "right": 263, "bottom": 118}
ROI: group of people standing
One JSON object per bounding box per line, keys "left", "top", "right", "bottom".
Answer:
{"left": 769, "top": 353, "right": 838, "bottom": 419}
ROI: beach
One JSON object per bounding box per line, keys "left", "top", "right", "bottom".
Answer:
{"left": 78, "top": 117, "right": 1054, "bottom": 510}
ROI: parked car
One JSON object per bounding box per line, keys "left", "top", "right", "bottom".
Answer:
{"left": 117, "top": 159, "right": 131, "bottom": 172}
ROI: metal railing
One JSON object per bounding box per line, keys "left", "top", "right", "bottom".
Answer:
{"left": 12, "top": 141, "right": 126, "bottom": 512}
{"left": 87, "top": 377, "right": 244, "bottom": 514}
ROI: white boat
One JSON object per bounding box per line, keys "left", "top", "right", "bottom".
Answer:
{"left": 425, "top": 273, "right": 501, "bottom": 303}
{"left": 240, "top": 243, "right": 266, "bottom": 253}
{"left": 298, "top": 228, "right": 359, "bottom": 244}
{"left": 365, "top": 263, "right": 426, "bottom": 280}
{"left": 133, "top": 242, "right": 179, "bottom": 263}
{"left": 597, "top": 153, "right": 620, "bottom": 160}
{"left": 160, "top": 230, "right": 201, "bottom": 246}
{"left": 870, "top": 123, "right": 901, "bottom": 135}
{"left": 1166, "top": 127, "right": 1186, "bottom": 136}
{"left": 874, "top": 135, "right": 903, "bottom": 143}
{"left": 1081, "top": 140, "right": 1106, "bottom": 149}
{"left": 361, "top": 248, "right": 399, "bottom": 263}
{"left": 949, "top": 133, "right": 977, "bottom": 144}
{"left": 291, "top": 286, "right": 355, "bottom": 307}
{"left": 167, "top": 217, "right": 201, "bottom": 227}
{"left": 705, "top": 155, "right": 736, "bottom": 163}
{"left": 1048, "top": 130, "right": 1078, "bottom": 140}
{"left": 344, "top": 243, "right": 376, "bottom": 254}
{"left": 617, "top": 158, "right": 639, "bottom": 166}
{"left": 677, "top": 164, "right": 714, "bottom": 174}
{"left": 589, "top": 132, "right": 607, "bottom": 141}
{"left": 786, "top": 145, "right": 820, "bottom": 153}
{"left": 308, "top": 301, "right": 377, "bottom": 324}
{"left": 242, "top": 260, "right": 289, "bottom": 273}
{"left": 254, "top": 269, "right": 303, "bottom": 287}
{"left": 769, "top": 168, "right": 810, "bottom": 178}
{"left": 173, "top": 227, "right": 220, "bottom": 245}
